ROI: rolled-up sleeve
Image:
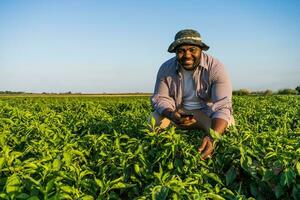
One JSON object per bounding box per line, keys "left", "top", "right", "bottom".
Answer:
{"left": 151, "top": 66, "right": 176, "bottom": 115}
{"left": 210, "top": 62, "right": 233, "bottom": 123}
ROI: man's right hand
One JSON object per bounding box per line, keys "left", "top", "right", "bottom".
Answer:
{"left": 162, "top": 108, "right": 196, "bottom": 127}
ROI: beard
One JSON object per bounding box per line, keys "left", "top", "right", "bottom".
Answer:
{"left": 178, "top": 57, "right": 201, "bottom": 71}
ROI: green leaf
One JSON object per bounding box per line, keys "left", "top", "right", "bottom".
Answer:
{"left": 110, "top": 177, "right": 123, "bottom": 185}
{"left": 79, "top": 170, "right": 94, "bottom": 179}
{"left": 167, "top": 161, "right": 173, "bottom": 170}
{"left": 296, "top": 162, "right": 300, "bottom": 175}
{"left": 16, "top": 193, "right": 30, "bottom": 199}
{"left": 156, "top": 186, "right": 169, "bottom": 200}
{"left": 292, "top": 184, "right": 300, "bottom": 200}
{"left": 273, "top": 160, "right": 283, "bottom": 169}
{"left": 111, "top": 182, "right": 126, "bottom": 189}
{"left": 151, "top": 186, "right": 169, "bottom": 200}
{"left": 275, "top": 185, "right": 284, "bottom": 199}
{"left": 27, "top": 196, "right": 40, "bottom": 200}
{"left": 220, "top": 187, "right": 234, "bottom": 196}
{"left": 134, "top": 164, "right": 141, "bottom": 176}
{"left": 209, "top": 129, "right": 221, "bottom": 141}
{"left": 174, "top": 158, "right": 183, "bottom": 173}
{"left": 153, "top": 164, "right": 163, "bottom": 182}
{"left": 206, "top": 173, "right": 223, "bottom": 185}
{"left": 262, "top": 169, "right": 275, "bottom": 182}
{"left": 280, "top": 168, "right": 295, "bottom": 186}
{"left": 71, "top": 149, "right": 87, "bottom": 163}
{"left": 8, "top": 151, "right": 23, "bottom": 166}
{"left": 23, "top": 175, "right": 41, "bottom": 186}
{"left": 52, "top": 159, "right": 61, "bottom": 171}
{"left": 58, "top": 193, "right": 72, "bottom": 200}
{"left": 24, "top": 162, "right": 38, "bottom": 170}
{"left": 162, "top": 172, "right": 170, "bottom": 182}
{"left": 99, "top": 151, "right": 107, "bottom": 156}
{"left": 110, "top": 182, "right": 136, "bottom": 189}
{"left": 63, "top": 152, "right": 72, "bottom": 165}
{"left": 0, "top": 157, "right": 5, "bottom": 170}
{"left": 48, "top": 193, "right": 60, "bottom": 200}
{"left": 265, "top": 151, "right": 277, "bottom": 159}
{"left": 60, "top": 185, "right": 73, "bottom": 194}
{"left": 115, "top": 138, "right": 120, "bottom": 149}
{"left": 46, "top": 179, "right": 55, "bottom": 193}
{"left": 249, "top": 182, "right": 258, "bottom": 197}
{"left": 6, "top": 174, "right": 22, "bottom": 193}
{"left": 0, "top": 193, "right": 8, "bottom": 199}
{"left": 150, "top": 116, "right": 156, "bottom": 129}
{"left": 94, "top": 178, "right": 103, "bottom": 188}
{"left": 225, "top": 167, "right": 237, "bottom": 186}
{"left": 80, "top": 195, "right": 94, "bottom": 200}
{"left": 203, "top": 193, "right": 225, "bottom": 200}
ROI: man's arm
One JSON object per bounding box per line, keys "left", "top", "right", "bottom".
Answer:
{"left": 151, "top": 78, "right": 176, "bottom": 115}
{"left": 198, "top": 60, "right": 232, "bottom": 159}
{"left": 211, "top": 118, "right": 228, "bottom": 135}
{"left": 210, "top": 61, "right": 233, "bottom": 129}
{"left": 151, "top": 61, "right": 177, "bottom": 115}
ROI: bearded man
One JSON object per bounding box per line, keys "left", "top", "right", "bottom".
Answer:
{"left": 150, "top": 29, "right": 234, "bottom": 160}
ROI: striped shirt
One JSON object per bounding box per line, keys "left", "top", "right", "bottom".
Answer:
{"left": 151, "top": 51, "right": 233, "bottom": 123}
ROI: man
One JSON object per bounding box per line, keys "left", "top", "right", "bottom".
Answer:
{"left": 150, "top": 29, "right": 234, "bottom": 160}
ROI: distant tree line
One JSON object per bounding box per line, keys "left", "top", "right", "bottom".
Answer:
{"left": 1, "top": 86, "right": 300, "bottom": 96}
{"left": 233, "top": 86, "right": 300, "bottom": 96}
{"left": 0, "top": 91, "right": 26, "bottom": 94}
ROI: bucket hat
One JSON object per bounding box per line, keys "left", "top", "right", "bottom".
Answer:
{"left": 168, "top": 29, "right": 209, "bottom": 53}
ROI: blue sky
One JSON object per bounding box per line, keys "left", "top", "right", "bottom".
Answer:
{"left": 0, "top": 0, "right": 299, "bottom": 93}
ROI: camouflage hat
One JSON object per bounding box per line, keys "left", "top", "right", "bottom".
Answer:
{"left": 168, "top": 29, "right": 209, "bottom": 53}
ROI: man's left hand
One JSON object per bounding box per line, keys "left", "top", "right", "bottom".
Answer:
{"left": 198, "top": 118, "right": 227, "bottom": 160}
{"left": 198, "top": 135, "right": 214, "bottom": 160}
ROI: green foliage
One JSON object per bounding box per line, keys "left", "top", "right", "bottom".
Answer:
{"left": 263, "top": 89, "right": 273, "bottom": 96}
{"left": 296, "top": 86, "right": 300, "bottom": 94}
{"left": 0, "top": 95, "right": 299, "bottom": 199}
{"left": 232, "top": 89, "right": 251, "bottom": 96}
{"left": 277, "top": 88, "right": 298, "bottom": 95}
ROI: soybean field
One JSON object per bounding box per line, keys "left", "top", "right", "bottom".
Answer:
{"left": 0, "top": 95, "right": 299, "bottom": 200}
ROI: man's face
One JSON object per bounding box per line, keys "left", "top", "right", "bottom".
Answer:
{"left": 176, "top": 45, "right": 202, "bottom": 70}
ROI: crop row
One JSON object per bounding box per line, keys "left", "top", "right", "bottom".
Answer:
{"left": 0, "top": 96, "right": 299, "bottom": 199}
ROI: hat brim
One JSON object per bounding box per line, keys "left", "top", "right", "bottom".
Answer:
{"left": 168, "top": 39, "right": 209, "bottom": 53}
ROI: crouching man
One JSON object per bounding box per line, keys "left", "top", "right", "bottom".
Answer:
{"left": 150, "top": 29, "right": 235, "bottom": 160}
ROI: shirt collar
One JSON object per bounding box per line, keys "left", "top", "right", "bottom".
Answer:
{"left": 199, "top": 51, "right": 208, "bottom": 70}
